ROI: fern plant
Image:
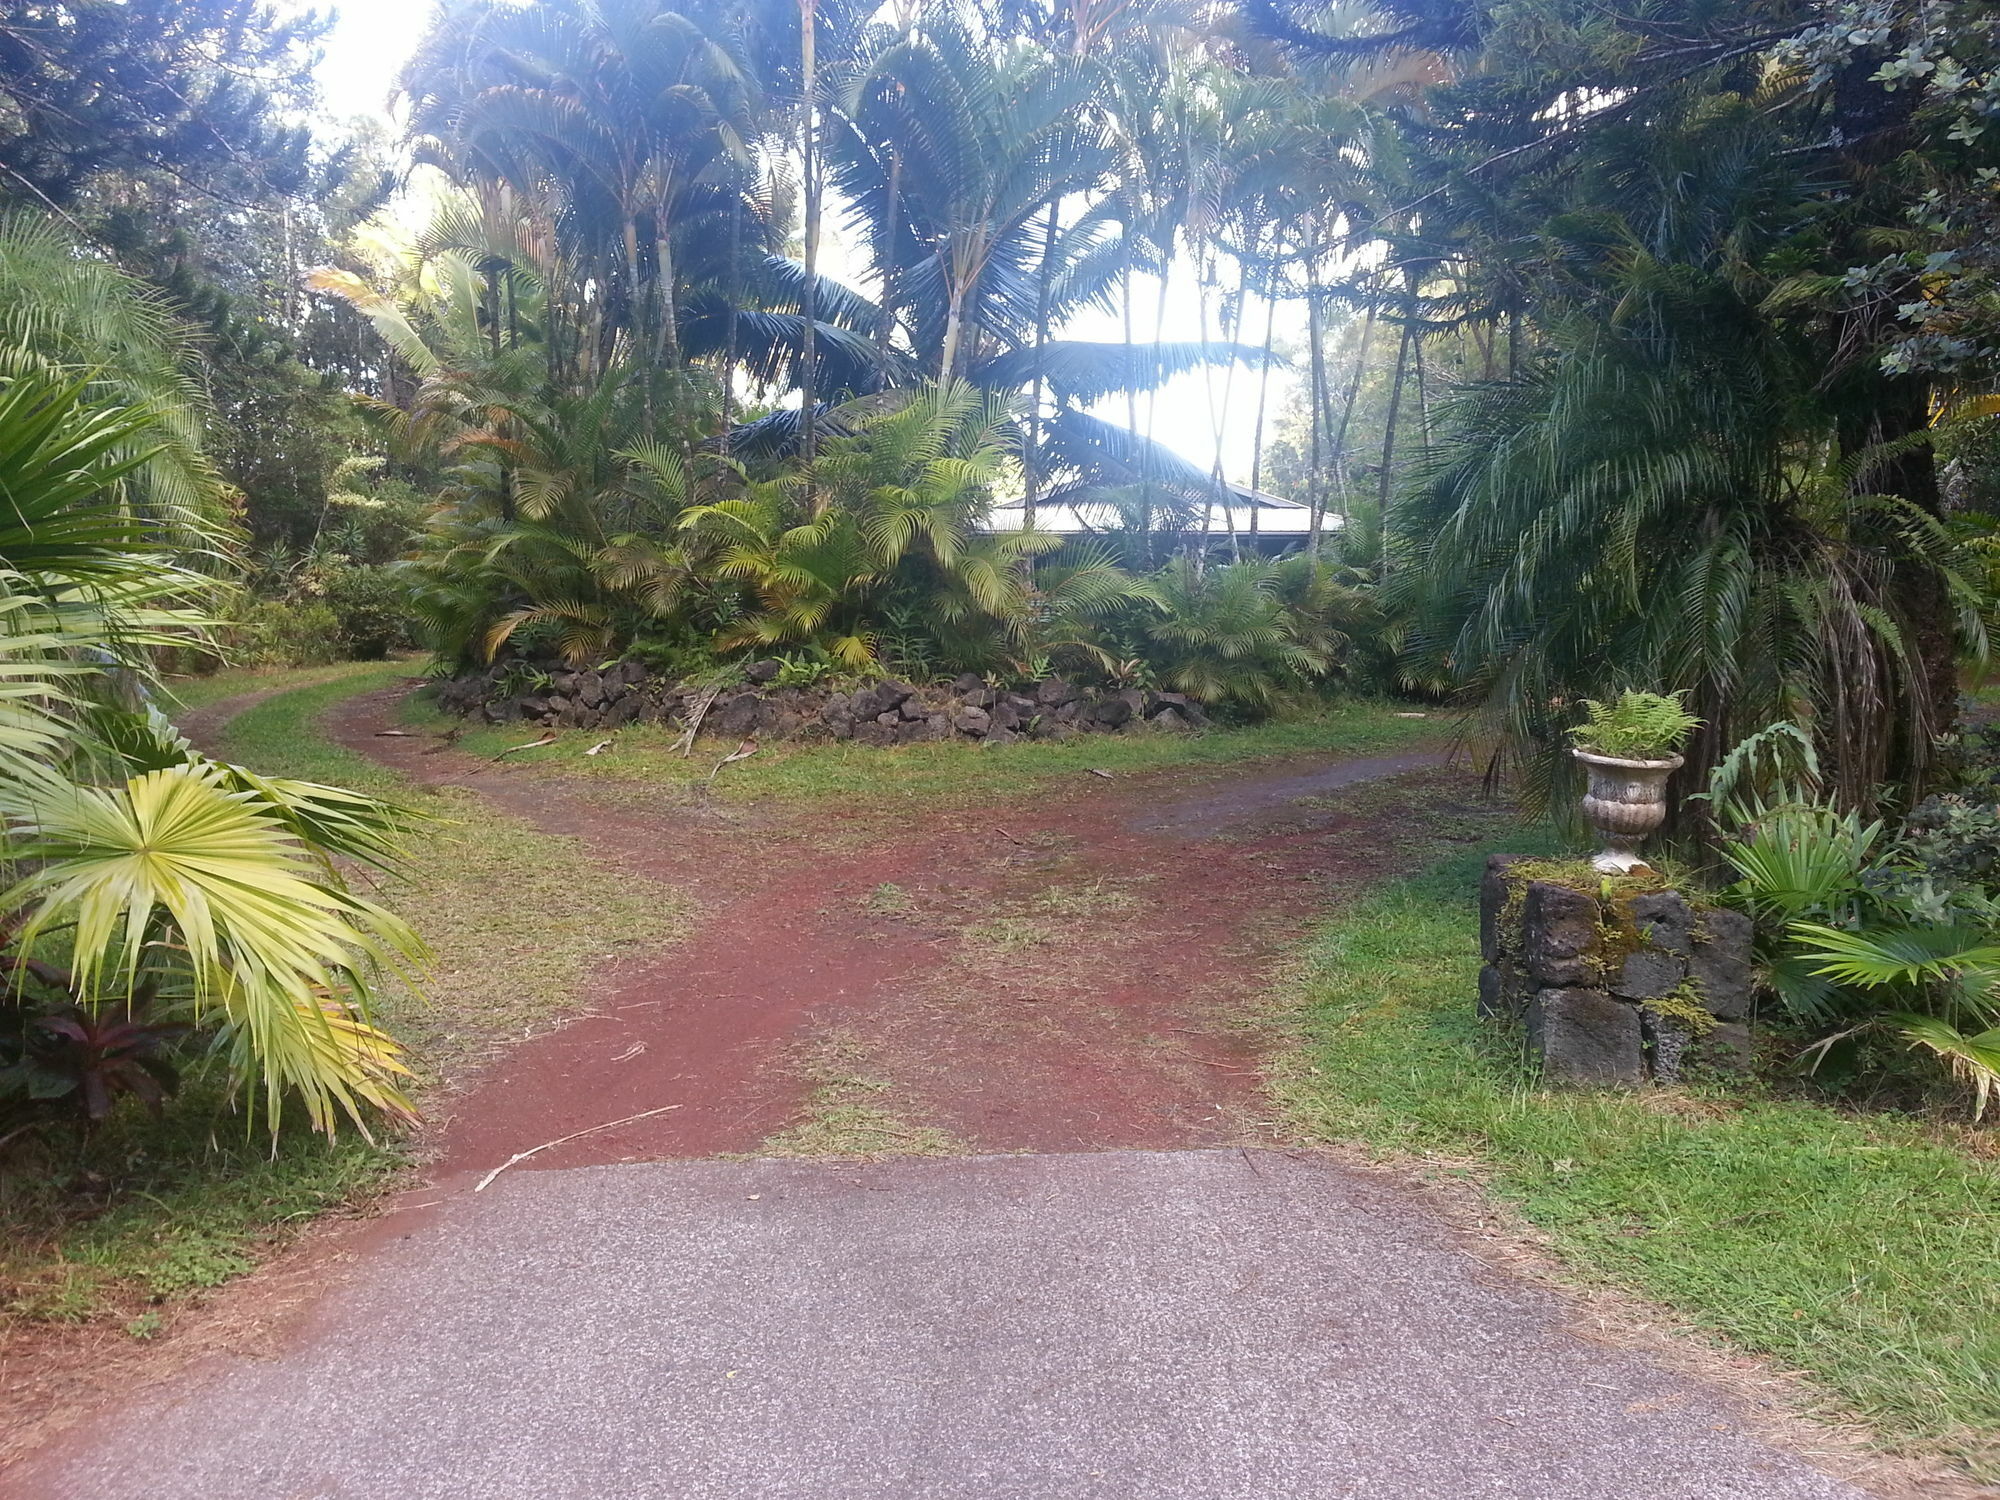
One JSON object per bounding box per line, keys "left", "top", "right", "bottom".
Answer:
{"left": 1569, "top": 691, "right": 1701, "bottom": 760}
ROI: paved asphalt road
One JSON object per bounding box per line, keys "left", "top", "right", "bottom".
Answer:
{"left": 27, "top": 1150, "right": 1870, "bottom": 1500}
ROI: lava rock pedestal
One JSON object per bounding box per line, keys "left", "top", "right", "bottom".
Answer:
{"left": 1478, "top": 855, "right": 1754, "bottom": 1086}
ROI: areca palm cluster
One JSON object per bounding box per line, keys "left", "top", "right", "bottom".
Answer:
{"left": 684, "top": 381, "right": 1049, "bottom": 664}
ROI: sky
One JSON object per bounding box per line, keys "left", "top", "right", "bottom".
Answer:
{"left": 307, "top": 0, "right": 1305, "bottom": 486}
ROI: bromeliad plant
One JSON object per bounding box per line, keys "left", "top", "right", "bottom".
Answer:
{"left": 0, "top": 373, "right": 426, "bottom": 1139}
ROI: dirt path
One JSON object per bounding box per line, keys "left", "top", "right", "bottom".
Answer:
{"left": 7, "top": 688, "right": 1932, "bottom": 1499}
{"left": 327, "top": 687, "right": 1464, "bottom": 1171}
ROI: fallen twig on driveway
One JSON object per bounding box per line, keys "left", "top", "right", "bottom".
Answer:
{"left": 472, "top": 1105, "right": 684, "bottom": 1192}
{"left": 704, "top": 739, "right": 758, "bottom": 787}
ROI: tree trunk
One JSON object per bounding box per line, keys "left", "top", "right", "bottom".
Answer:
{"left": 798, "top": 0, "right": 821, "bottom": 466}
{"left": 1023, "top": 201, "right": 1061, "bottom": 532}
{"left": 1120, "top": 228, "right": 1139, "bottom": 442}
{"left": 1412, "top": 327, "right": 1430, "bottom": 448}
{"left": 623, "top": 216, "right": 643, "bottom": 349}
{"left": 1869, "top": 379, "right": 1956, "bottom": 795}
{"left": 939, "top": 270, "right": 976, "bottom": 381}
{"left": 876, "top": 144, "right": 902, "bottom": 377}
{"left": 1145, "top": 247, "right": 1171, "bottom": 450}
{"left": 1248, "top": 249, "right": 1278, "bottom": 542}
{"left": 1202, "top": 246, "right": 1249, "bottom": 563}
{"left": 1375, "top": 317, "right": 1413, "bottom": 574}
{"left": 483, "top": 259, "right": 502, "bottom": 359}
{"left": 1121, "top": 228, "right": 1152, "bottom": 564}
{"left": 721, "top": 193, "right": 741, "bottom": 456}
{"left": 655, "top": 225, "right": 681, "bottom": 369}
{"left": 1305, "top": 259, "right": 1328, "bottom": 560}
{"left": 1329, "top": 301, "right": 1378, "bottom": 538}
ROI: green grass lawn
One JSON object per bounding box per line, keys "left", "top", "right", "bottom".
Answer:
{"left": 0, "top": 661, "right": 688, "bottom": 1333}
{"left": 1277, "top": 846, "right": 2000, "bottom": 1479}
{"left": 160, "top": 660, "right": 389, "bottom": 716}
{"left": 414, "top": 691, "right": 1444, "bottom": 808}
{"left": 213, "top": 659, "right": 413, "bottom": 790}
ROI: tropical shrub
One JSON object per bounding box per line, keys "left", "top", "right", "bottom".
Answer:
{"left": 1129, "top": 555, "right": 1344, "bottom": 711}
{"left": 0, "top": 373, "right": 425, "bottom": 1140}
{"left": 319, "top": 565, "right": 411, "bottom": 660}
{"left": 1712, "top": 731, "right": 2000, "bottom": 1115}
{"left": 685, "top": 381, "right": 1062, "bottom": 668}
{"left": 220, "top": 597, "right": 346, "bottom": 668}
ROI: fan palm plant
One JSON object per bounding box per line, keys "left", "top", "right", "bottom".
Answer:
{"left": 1717, "top": 790, "right": 2000, "bottom": 1117}
{"left": 0, "top": 373, "right": 427, "bottom": 1135}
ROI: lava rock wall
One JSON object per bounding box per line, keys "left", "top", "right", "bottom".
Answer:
{"left": 435, "top": 660, "right": 1212, "bottom": 744}
{"left": 1479, "top": 854, "right": 1754, "bottom": 1085}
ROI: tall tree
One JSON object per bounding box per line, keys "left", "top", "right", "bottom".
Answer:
{"left": 1332, "top": 0, "right": 2000, "bottom": 805}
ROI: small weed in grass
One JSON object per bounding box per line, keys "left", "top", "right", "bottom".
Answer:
{"left": 1031, "top": 878, "right": 1144, "bottom": 918}
{"left": 961, "top": 914, "right": 1058, "bottom": 954}
{"left": 864, "top": 882, "right": 914, "bottom": 915}
{"left": 1277, "top": 844, "right": 2000, "bottom": 1479}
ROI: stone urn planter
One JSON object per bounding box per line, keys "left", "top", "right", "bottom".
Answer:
{"left": 1573, "top": 748, "right": 1682, "bottom": 874}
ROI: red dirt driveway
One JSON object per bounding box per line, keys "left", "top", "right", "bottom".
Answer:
{"left": 2, "top": 689, "right": 1924, "bottom": 1499}
{"left": 327, "top": 688, "right": 1464, "bottom": 1174}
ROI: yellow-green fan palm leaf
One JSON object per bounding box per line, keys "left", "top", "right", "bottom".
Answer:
{"left": 1, "top": 763, "right": 428, "bottom": 1135}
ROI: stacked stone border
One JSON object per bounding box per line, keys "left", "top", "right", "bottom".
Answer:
{"left": 1478, "top": 854, "right": 1754, "bottom": 1086}
{"left": 434, "top": 658, "right": 1212, "bottom": 746}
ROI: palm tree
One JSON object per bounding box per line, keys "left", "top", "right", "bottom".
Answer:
{"left": 401, "top": 0, "right": 767, "bottom": 378}
{"left": 1392, "top": 278, "right": 1988, "bottom": 814}
{"left": 829, "top": 14, "right": 1273, "bottom": 515}
{"left": 398, "top": 363, "right": 757, "bottom": 667}
{"left": 0, "top": 214, "right": 229, "bottom": 551}
{"left": 0, "top": 372, "right": 425, "bottom": 1135}
{"left": 681, "top": 380, "right": 1060, "bottom": 665}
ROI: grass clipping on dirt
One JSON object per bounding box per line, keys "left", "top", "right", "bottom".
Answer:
{"left": 757, "top": 1032, "right": 963, "bottom": 1160}
{"left": 0, "top": 662, "right": 688, "bottom": 1333}
{"left": 1275, "top": 845, "right": 2000, "bottom": 1480}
